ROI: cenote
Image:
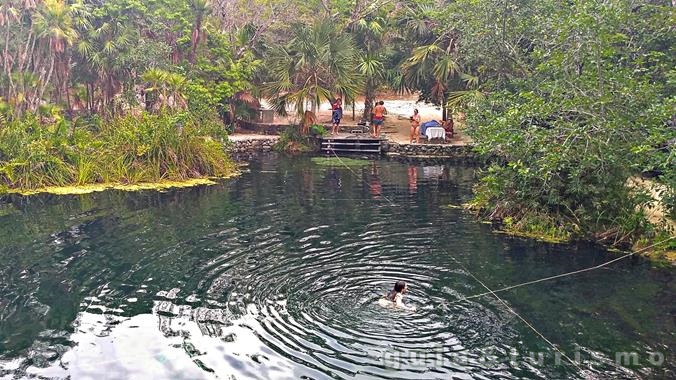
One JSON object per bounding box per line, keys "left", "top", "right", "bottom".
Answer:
{"left": 0, "top": 155, "right": 673, "bottom": 379}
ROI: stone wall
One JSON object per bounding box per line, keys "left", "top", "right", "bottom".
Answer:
{"left": 382, "top": 141, "right": 475, "bottom": 159}
{"left": 226, "top": 135, "right": 476, "bottom": 160}
{"left": 227, "top": 137, "right": 279, "bottom": 154}
{"left": 237, "top": 121, "right": 288, "bottom": 135}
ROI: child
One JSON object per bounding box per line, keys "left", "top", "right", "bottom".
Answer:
{"left": 378, "top": 280, "right": 416, "bottom": 311}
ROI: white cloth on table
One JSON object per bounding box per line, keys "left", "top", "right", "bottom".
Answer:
{"left": 425, "top": 127, "right": 446, "bottom": 140}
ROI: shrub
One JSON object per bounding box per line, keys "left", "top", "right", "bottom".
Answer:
{"left": 0, "top": 111, "right": 234, "bottom": 191}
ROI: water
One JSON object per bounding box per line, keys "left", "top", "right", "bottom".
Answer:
{"left": 0, "top": 155, "right": 673, "bottom": 380}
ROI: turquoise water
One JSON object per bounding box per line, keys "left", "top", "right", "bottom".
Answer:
{"left": 0, "top": 155, "right": 673, "bottom": 379}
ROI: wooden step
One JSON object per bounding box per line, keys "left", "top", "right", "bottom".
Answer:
{"left": 321, "top": 148, "right": 381, "bottom": 153}
{"left": 319, "top": 136, "right": 383, "bottom": 155}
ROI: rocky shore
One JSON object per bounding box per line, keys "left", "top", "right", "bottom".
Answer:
{"left": 227, "top": 133, "right": 476, "bottom": 159}
{"left": 382, "top": 141, "right": 475, "bottom": 159}
{"left": 227, "top": 136, "right": 280, "bottom": 154}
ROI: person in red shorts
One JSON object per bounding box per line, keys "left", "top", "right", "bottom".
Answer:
{"left": 372, "top": 101, "right": 387, "bottom": 138}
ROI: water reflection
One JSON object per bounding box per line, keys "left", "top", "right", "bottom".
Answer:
{"left": 0, "top": 155, "right": 673, "bottom": 379}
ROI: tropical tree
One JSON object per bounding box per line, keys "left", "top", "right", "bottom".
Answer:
{"left": 188, "top": 0, "right": 210, "bottom": 64}
{"left": 351, "top": 14, "right": 389, "bottom": 121}
{"left": 455, "top": 0, "right": 675, "bottom": 245}
{"left": 399, "top": 2, "right": 461, "bottom": 121}
{"left": 33, "top": 0, "right": 90, "bottom": 112}
{"left": 263, "top": 19, "right": 363, "bottom": 119}
{"left": 142, "top": 68, "right": 188, "bottom": 110}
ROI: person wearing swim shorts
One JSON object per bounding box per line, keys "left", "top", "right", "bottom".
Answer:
{"left": 372, "top": 101, "right": 386, "bottom": 138}
{"left": 331, "top": 97, "right": 343, "bottom": 135}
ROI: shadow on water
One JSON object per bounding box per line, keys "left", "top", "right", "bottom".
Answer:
{"left": 0, "top": 153, "right": 673, "bottom": 379}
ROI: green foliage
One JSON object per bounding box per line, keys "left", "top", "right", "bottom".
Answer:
{"left": 263, "top": 19, "right": 363, "bottom": 116}
{"left": 274, "top": 126, "right": 313, "bottom": 153}
{"left": 1, "top": 0, "right": 256, "bottom": 118}
{"left": 0, "top": 0, "right": 252, "bottom": 193}
{"left": 309, "top": 124, "right": 328, "bottom": 137}
{"left": 459, "top": 0, "right": 675, "bottom": 246}
{"left": 0, "top": 111, "right": 233, "bottom": 191}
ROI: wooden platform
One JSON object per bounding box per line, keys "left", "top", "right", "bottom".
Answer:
{"left": 320, "top": 134, "right": 383, "bottom": 154}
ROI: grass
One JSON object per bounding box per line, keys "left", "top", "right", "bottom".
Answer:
{"left": 0, "top": 111, "right": 236, "bottom": 195}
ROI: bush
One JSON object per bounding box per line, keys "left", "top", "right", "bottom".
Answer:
{"left": 0, "top": 111, "right": 234, "bottom": 191}
{"left": 310, "top": 124, "right": 328, "bottom": 137}
{"left": 274, "top": 125, "right": 313, "bottom": 153}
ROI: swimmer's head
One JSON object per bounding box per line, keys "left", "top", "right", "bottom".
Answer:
{"left": 393, "top": 280, "right": 407, "bottom": 293}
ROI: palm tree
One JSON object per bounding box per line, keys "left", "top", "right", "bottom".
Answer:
{"left": 142, "top": 68, "right": 169, "bottom": 110}
{"left": 32, "top": 0, "right": 80, "bottom": 109}
{"left": 188, "top": 0, "right": 210, "bottom": 64}
{"left": 142, "top": 69, "right": 187, "bottom": 110}
{"left": 351, "top": 15, "right": 388, "bottom": 121}
{"left": 76, "top": 13, "right": 135, "bottom": 114}
{"left": 398, "top": 2, "right": 462, "bottom": 121}
{"left": 263, "top": 19, "right": 363, "bottom": 122}
{"left": 402, "top": 36, "right": 461, "bottom": 121}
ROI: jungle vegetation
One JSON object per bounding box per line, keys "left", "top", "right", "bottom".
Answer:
{"left": 0, "top": 0, "right": 674, "bottom": 249}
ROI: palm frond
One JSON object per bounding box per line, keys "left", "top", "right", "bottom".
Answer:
{"left": 446, "top": 89, "right": 486, "bottom": 108}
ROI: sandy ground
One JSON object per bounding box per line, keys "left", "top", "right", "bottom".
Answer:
{"left": 629, "top": 177, "right": 675, "bottom": 229}
{"left": 253, "top": 93, "right": 471, "bottom": 145}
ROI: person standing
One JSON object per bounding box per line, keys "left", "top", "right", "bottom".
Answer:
{"left": 331, "top": 97, "right": 343, "bottom": 135}
{"left": 372, "top": 101, "right": 387, "bottom": 138}
{"left": 410, "top": 109, "right": 421, "bottom": 143}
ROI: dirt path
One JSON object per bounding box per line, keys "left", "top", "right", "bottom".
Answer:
{"left": 259, "top": 93, "right": 472, "bottom": 146}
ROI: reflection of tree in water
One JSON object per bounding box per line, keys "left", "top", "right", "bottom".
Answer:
{"left": 299, "top": 168, "right": 315, "bottom": 207}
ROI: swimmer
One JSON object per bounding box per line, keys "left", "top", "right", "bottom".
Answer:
{"left": 378, "top": 280, "right": 416, "bottom": 311}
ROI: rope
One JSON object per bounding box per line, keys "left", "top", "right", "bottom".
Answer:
{"left": 453, "top": 236, "right": 674, "bottom": 304}
{"left": 327, "top": 149, "right": 671, "bottom": 378}
{"left": 329, "top": 148, "right": 397, "bottom": 207}
{"left": 447, "top": 255, "right": 588, "bottom": 376}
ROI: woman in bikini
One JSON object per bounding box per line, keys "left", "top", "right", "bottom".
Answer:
{"left": 410, "top": 109, "right": 421, "bottom": 144}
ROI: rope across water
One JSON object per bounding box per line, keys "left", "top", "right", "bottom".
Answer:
{"left": 328, "top": 149, "right": 673, "bottom": 379}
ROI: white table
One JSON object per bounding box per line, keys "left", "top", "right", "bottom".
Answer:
{"left": 425, "top": 127, "right": 446, "bottom": 140}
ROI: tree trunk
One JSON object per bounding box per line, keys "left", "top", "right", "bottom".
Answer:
{"left": 310, "top": 96, "right": 317, "bottom": 115}
{"left": 441, "top": 94, "right": 448, "bottom": 121}
{"left": 64, "top": 56, "right": 72, "bottom": 115}
{"left": 363, "top": 82, "right": 374, "bottom": 121}
{"left": 37, "top": 54, "right": 56, "bottom": 111}
{"left": 86, "top": 82, "right": 92, "bottom": 113}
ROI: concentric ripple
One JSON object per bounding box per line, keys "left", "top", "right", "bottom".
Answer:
{"left": 0, "top": 157, "right": 673, "bottom": 380}
{"left": 157, "top": 205, "right": 524, "bottom": 379}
